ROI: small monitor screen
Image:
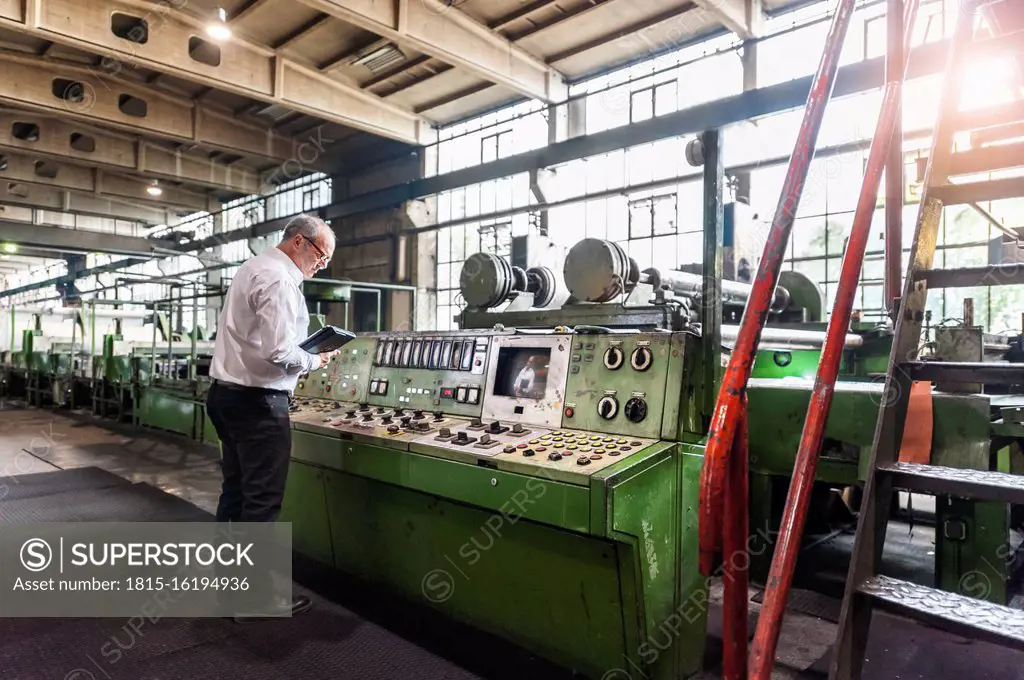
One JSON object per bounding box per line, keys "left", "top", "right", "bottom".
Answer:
{"left": 492, "top": 347, "right": 551, "bottom": 400}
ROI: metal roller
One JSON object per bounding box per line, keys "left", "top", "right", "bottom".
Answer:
{"left": 460, "top": 252, "right": 515, "bottom": 309}
{"left": 644, "top": 267, "right": 791, "bottom": 313}
{"left": 526, "top": 266, "right": 558, "bottom": 308}
{"left": 460, "top": 252, "right": 563, "bottom": 309}
{"left": 563, "top": 238, "right": 639, "bottom": 303}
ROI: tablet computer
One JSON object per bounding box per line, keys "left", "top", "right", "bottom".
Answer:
{"left": 299, "top": 325, "right": 357, "bottom": 354}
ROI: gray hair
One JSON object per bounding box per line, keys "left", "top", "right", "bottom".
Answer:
{"left": 283, "top": 213, "right": 335, "bottom": 246}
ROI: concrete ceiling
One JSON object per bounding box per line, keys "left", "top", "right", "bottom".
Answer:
{"left": 0, "top": 0, "right": 810, "bottom": 282}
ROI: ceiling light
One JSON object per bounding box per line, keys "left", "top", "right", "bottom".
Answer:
{"left": 2, "top": 243, "right": 17, "bottom": 253}
{"left": 351, "top": 43, "right": 405, "bottom": 73}
{"left": 206, "top": 7, "right": 231, "bottom": 41}
{"left": 146, "top": 182, "right": 163, "bottom": 197}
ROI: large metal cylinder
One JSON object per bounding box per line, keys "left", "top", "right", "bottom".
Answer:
{"left": 563, "top": 238, "right": 640, "bottom": 302}
{"left": 644, "top": 268, "right": 791, "bottom": 313}
{"left": 459, "top": 252, "right": 561, "bottom": 309}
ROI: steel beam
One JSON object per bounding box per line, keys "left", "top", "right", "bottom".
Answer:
{"left": 692, "top": 0, "right": 764, "bottom": 39}
{"left": 325, "top": 39, "right": 950, "bottom": 221}
{"left": 5, "top": 39, "right": 952, "bottom": 294}
{"left": 0, "top": 219, "right": 175, "bottom": 256}
{"left": 0, "top": 112, "right": 260, "bottom": 194}
{"left": 932, "top": 177, "right": 1024, "bottom": 205}
{"left": 0, "top": 184, "right": 172, "bottom": 224}
{"left": 913, "top": 263, "right": 1024, "bottom": 289}
{"left": 915, "top": 140, "right": 1024, "bottom": 179}
{"left": 0, "top": 149, "right": 213, "bottom": 212}
{"left": 297, "top": 0, "right": 567, "bottom": 103}
{"left": 0, "top": 0, "right": 431, "bottom": 145}
{"left": 0, "top": 53, "right": 323, "bottom": 166}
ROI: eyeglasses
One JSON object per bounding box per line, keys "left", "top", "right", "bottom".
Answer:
{"left": 301, "top": 234, "right": 330, "bottom": 263}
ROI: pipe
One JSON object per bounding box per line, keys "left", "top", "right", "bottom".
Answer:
{"left": 747, "top": 0, "right": 922, "bottom": 677}
{"left": 698, "top": 0, "right": 858, "bottom": 578}
{"left": 646, "top": 268, "right": 791, "bottom": 312}
{"left": 722, "top": 396, "right": 749, "bottom": 680}
{"left": 883, "top": 0, "right": 905, "bottom": 315}
{"left": 721, "top": 325, "right": 864, "bottom": 349}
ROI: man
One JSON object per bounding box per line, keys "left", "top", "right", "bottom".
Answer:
{"left": 513, "top": 355, "right": 537, "bottom": 398}
{"left": 207, "top": 213, "right": 340, "bottom": 619}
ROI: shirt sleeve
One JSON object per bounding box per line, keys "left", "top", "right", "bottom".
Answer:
{"left": 250, "top": 276, "right": 320, "bottom": 375}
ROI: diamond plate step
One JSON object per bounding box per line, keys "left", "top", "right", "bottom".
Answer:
{"left": 880, "top": 462, "right": 1024, "bottom": 504}
{"left": 858, "top": 575, "right": 1024, "bottom": 652}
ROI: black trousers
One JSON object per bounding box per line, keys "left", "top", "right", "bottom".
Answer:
{"left": 206, "top": 380, "right": 292, "bottom": 523}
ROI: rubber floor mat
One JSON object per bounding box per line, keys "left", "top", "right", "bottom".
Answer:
{"left": 0, "top": 466, "right": 129, "bottom": 502}
{"left": 0, "top": 482, "right": 209, "bottom": 522}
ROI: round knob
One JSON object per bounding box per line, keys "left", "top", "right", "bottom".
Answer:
{"left": 433, "top": 411, "right": 444, "bottom": 421}
{"left": 382, "top": 415, "right": 393, "bottom": 424}
{"left": 387, "top": 425, "right": 400, "bottom": 433}
{"left": 630, "top": 347, "right": 653, "bottom": 372}
{"left": 361, "top": 414, "right": 373, "bottom": 422}
{"left": 603, "top": 346, "right": 624, "bottom": 370}
{"left": 624, "top": 397, "right": 648, "bottom": 423}
{"left": 597, "top": 395, "right": 618, "bottom": 420}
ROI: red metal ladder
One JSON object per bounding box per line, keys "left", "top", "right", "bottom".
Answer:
{"left": 823, "top": 2, "right": 1024, "bottom": 678}
{"left": 743, "top": 0, "right": 924, "bottom": 676}
{"left": 696, "top": 0, "right": 860, "bottom": 677}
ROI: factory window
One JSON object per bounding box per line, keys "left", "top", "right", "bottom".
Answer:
{"left": 110, "top": 13, "right": 149, "bottom": 44}
{"left": 302, "top": 187, "right": 319, "bottom": 212}
{"left": 69, "top": 132, "right": 96, "bottom": 153}
{"left": 481, "top": 130, "right": 513, "bottom": 164}
{"left": 629, "top": 81, "right": 677, "bottom": 123}
{"left": 52, "top": 79, "right": 87, "bottom": 104}
{"left": 118, "top": 95, "right": 147, "bottom": 118}
{"left": 11, "top": 122, "right": 39, "bottom": 142}
{"left": 7, "top": 182, "right": 28, "bottom": 197}
{"left": 863, "top": 0, "right": 950, "bottom": 60}
{"left": 188, "top": 37, "right": 221, "bottom": 67}
{"left": 628, "top": 193, "right": 677, "bottom": 239}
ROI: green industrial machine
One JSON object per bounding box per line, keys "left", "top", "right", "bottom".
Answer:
{"left": 278, "top": 233, "right": 1020, "bottom": 679}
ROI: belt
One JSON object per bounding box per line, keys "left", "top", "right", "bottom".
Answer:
{"left": 212, "top": 379, "right": 289, "bottom": 396}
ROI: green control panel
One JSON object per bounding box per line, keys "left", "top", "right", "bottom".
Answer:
{"left": 561, "top": 332, "right": 686, "bottom": 440}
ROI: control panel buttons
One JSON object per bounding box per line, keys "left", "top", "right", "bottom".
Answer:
{"left": 547, "top": 452, "right": 561, "bottom": 461}
{"left": 523, "top": 448, "right": 535, "bottom": 457}
{"left": 456, "top": 386, "right": 468, "bottom": 402}
{"left": 564, "top": 406, "right": 575, "bottom": 418}
{"left": 597, "top": 395, "right": 618, "bottom": 420}
{"left": 433, "top": 411, "right": 445, "bottom": 422}
{"left": 630, "top": 346, "right": 653, "bottom": 371}
{"left": 467, "top": 386, "right": 481, "bottom": 404}
{"left": 576, "top": 457, "right": 591, "bottom": 466}
{"left": 603, "top": 346, "right": 624, "bottom": 370}
{"left": 503, "top": 446, "right": 516, "bottom": 454}
{"left": 624, "top": 397, "right": 648, "bottom": 423}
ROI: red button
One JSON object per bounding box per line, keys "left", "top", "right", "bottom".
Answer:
{"left": 517, "top": 443, "right": 528, "bottom": 449}
{"left": 536, "top": 446, "right": 546, "bottom": 452}
{"left": 565, "top": 407, "right": 574, "bottom": 418}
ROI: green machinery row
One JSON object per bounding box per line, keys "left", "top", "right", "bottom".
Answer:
{"left": 278, "top": 236, "right": 1024, "bottom": 680}
{"left": 0, "top": 302, "right": 221, "bottom": 443}
{"left": 1, "top": 231, "right": 1021, "bottom": 679}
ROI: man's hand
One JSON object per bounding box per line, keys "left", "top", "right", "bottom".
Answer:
{"left": 316, "top": 349, "right": 342, "bottom": 369}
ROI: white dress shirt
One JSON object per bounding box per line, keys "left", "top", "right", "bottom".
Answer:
{"left": 210, "top": 247, "right": 319, "bottom": 392}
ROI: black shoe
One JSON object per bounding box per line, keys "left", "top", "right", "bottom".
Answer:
{"left": 233, "top": 595, "right": 312, "bottom": 623}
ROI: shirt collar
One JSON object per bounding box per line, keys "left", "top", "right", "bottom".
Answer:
{"left": 268, "top": 247, "right": 305, "bottom": 285}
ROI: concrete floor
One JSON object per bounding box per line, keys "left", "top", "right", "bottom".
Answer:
{"left": 3, "top": 403, "right": 1022, "bottom": 679}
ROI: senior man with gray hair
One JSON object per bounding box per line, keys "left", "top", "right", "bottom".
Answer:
{"left": 207, "top": 213, "right": 339, "bottom": 620}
